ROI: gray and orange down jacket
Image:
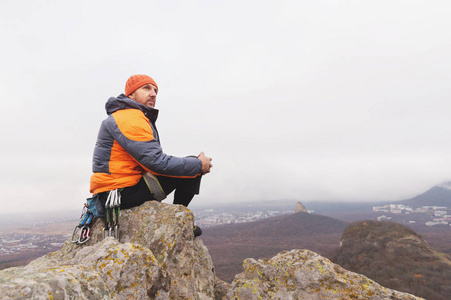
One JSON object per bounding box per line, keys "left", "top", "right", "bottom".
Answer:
{"left": 90, "top": 94, "right": 202, "bottom": 194}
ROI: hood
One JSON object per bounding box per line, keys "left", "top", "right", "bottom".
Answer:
{"left": 105, "top": 94, "right": 159, "bottom": 123}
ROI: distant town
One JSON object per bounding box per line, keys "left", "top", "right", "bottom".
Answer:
{"left": 373, "top": 204, "right": 451, "bottom": 226}
{"left": 0, "top": 233, "right": 68, "bottom": 256}
{"left": 194, "top": 208, "right": 295, "bottom": 228}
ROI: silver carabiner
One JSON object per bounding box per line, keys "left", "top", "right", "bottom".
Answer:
{"left": 71, "top": 226, "right": 81, "bottom": 243}
{"left": 114, "top": 225, "right": 119, "bottom": 240}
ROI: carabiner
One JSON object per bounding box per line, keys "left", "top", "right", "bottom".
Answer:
{"left": 114, "top": 225, "right": 119, "bottom": 240}
{"left": 78, "top": 225, "right": 91, "bottom": 244}
{"left": 71, "top": 226, "right": 81, "bottom": 243}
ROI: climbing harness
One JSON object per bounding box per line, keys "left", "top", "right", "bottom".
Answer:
{"left": 71, "top": 204, "right": 94, "bottom": 244}
{"left": 103, "top": 189, "right": 121, "bottom": 240}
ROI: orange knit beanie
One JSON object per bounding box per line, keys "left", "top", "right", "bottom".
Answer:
{"left": 125, "top": 74, "right": 158, "bottom": 96}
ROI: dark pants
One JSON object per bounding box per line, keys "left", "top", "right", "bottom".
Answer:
{"left": 105, "top": 175, "right": 202, "bottom": 209}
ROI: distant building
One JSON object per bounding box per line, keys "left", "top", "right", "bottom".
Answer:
{"left": 434, "top": 210, "right": 447, "bottom": 217}
{"left": 432, "top": 206, "right": 448, "bottom": 210}
{"left": 426, "top": 221, "right": 448, "bottom": 226}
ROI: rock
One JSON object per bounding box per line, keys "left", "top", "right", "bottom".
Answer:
{"left": 295, "top": 201, "right": 307, "bottom": 213}
{"left": 83, "top": 201, "right": 217, "bottom": 299}
{"left": 0, "top": 201, "right": 216, "bottom": 300}
{"left": 0, "top": 201, "right": 425, "bottom": 299}
{"left": 0, "top": 262, "right": 110, "bottom": 299}
{"left": 228, "top": 249, "right": 423, "bottom": 300}
{"left": 213, "top": 276, "right": 230, "bottom": 300}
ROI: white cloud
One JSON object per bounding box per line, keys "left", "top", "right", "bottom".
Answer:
{"left": 1, "top": 0, "right": 450, "bottom": 213}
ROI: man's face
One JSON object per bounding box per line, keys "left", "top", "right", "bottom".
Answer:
{"left": 129, "top": 84, "right": 158, "bottom": 108}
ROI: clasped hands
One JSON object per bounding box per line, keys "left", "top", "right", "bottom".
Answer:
{"left": 198, "top": 152, "right": 213, "bottom": 175}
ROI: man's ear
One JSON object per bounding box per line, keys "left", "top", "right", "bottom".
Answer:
{"left": 128, "top": 93, "right": 135, "bottom": 100}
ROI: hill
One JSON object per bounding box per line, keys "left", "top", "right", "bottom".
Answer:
{"left": 397, "top": 181, "right": 451, "bottom": 208}
{"left": 202, "top": 211, "right": 349, "bottom": 282}
{"left": 333, "top": 220, "right": 451, "bottom": 300}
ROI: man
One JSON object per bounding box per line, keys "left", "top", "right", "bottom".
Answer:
{"left": 90, "top": 74, "right": 212, "bottom": 236}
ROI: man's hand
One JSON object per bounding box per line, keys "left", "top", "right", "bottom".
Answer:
{"left": 198, "top": 152, "right": 213, "bottom": 174}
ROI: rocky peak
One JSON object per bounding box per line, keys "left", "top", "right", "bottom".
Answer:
{"left": 0, "top": 202, "right": 423, "bottom": 299}
{"left": 295, "top": 201, "right": 307, "bottom": 213}
{"left": 0, "top": 201, "right": 216, "bottom": 299}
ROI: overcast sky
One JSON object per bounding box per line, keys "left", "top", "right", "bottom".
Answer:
{"left": 1, "top": 0, "right": 450, "bottom": 214}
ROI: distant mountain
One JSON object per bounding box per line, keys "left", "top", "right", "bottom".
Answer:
{"left": 333, "top": 220, "right": 451, "bottom": 300}
{"left": 309, "top": 181, "right": 451, "bottom": 223}
{"left": 202, "top": 211, "right": 348, "bottom": 282}
{"left": 397, "top": 181, "right": 451, "bottom": 208}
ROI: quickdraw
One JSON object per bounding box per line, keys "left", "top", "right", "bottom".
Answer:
{"left": 103, "top": 189, "right": 121, "bottom": 240}
{"left": 71, "top": 203, "right": 94, "bottom": 244}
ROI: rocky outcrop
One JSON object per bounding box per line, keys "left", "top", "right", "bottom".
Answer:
{"left": 0, "top": 202, "right": 424, "bottom": 299}
{"left": 295, "top": 201, "right": 307, "bottom": 213}
{"left": 229, "top": 249, "right": 422, "bottom": 299}
{"left": 335, "top": 220, "right": 451, "bottom": 300}
{"left": 0, "top": 201, "right": 216, "bottom": 299}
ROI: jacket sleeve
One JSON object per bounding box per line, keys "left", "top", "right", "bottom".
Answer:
{"left": 107, "top": 109, "right": 202, "bottom": 177}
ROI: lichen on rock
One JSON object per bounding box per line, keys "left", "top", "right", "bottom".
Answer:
{"left": 228, "top": 249, "right": 423, "bottom": 300}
